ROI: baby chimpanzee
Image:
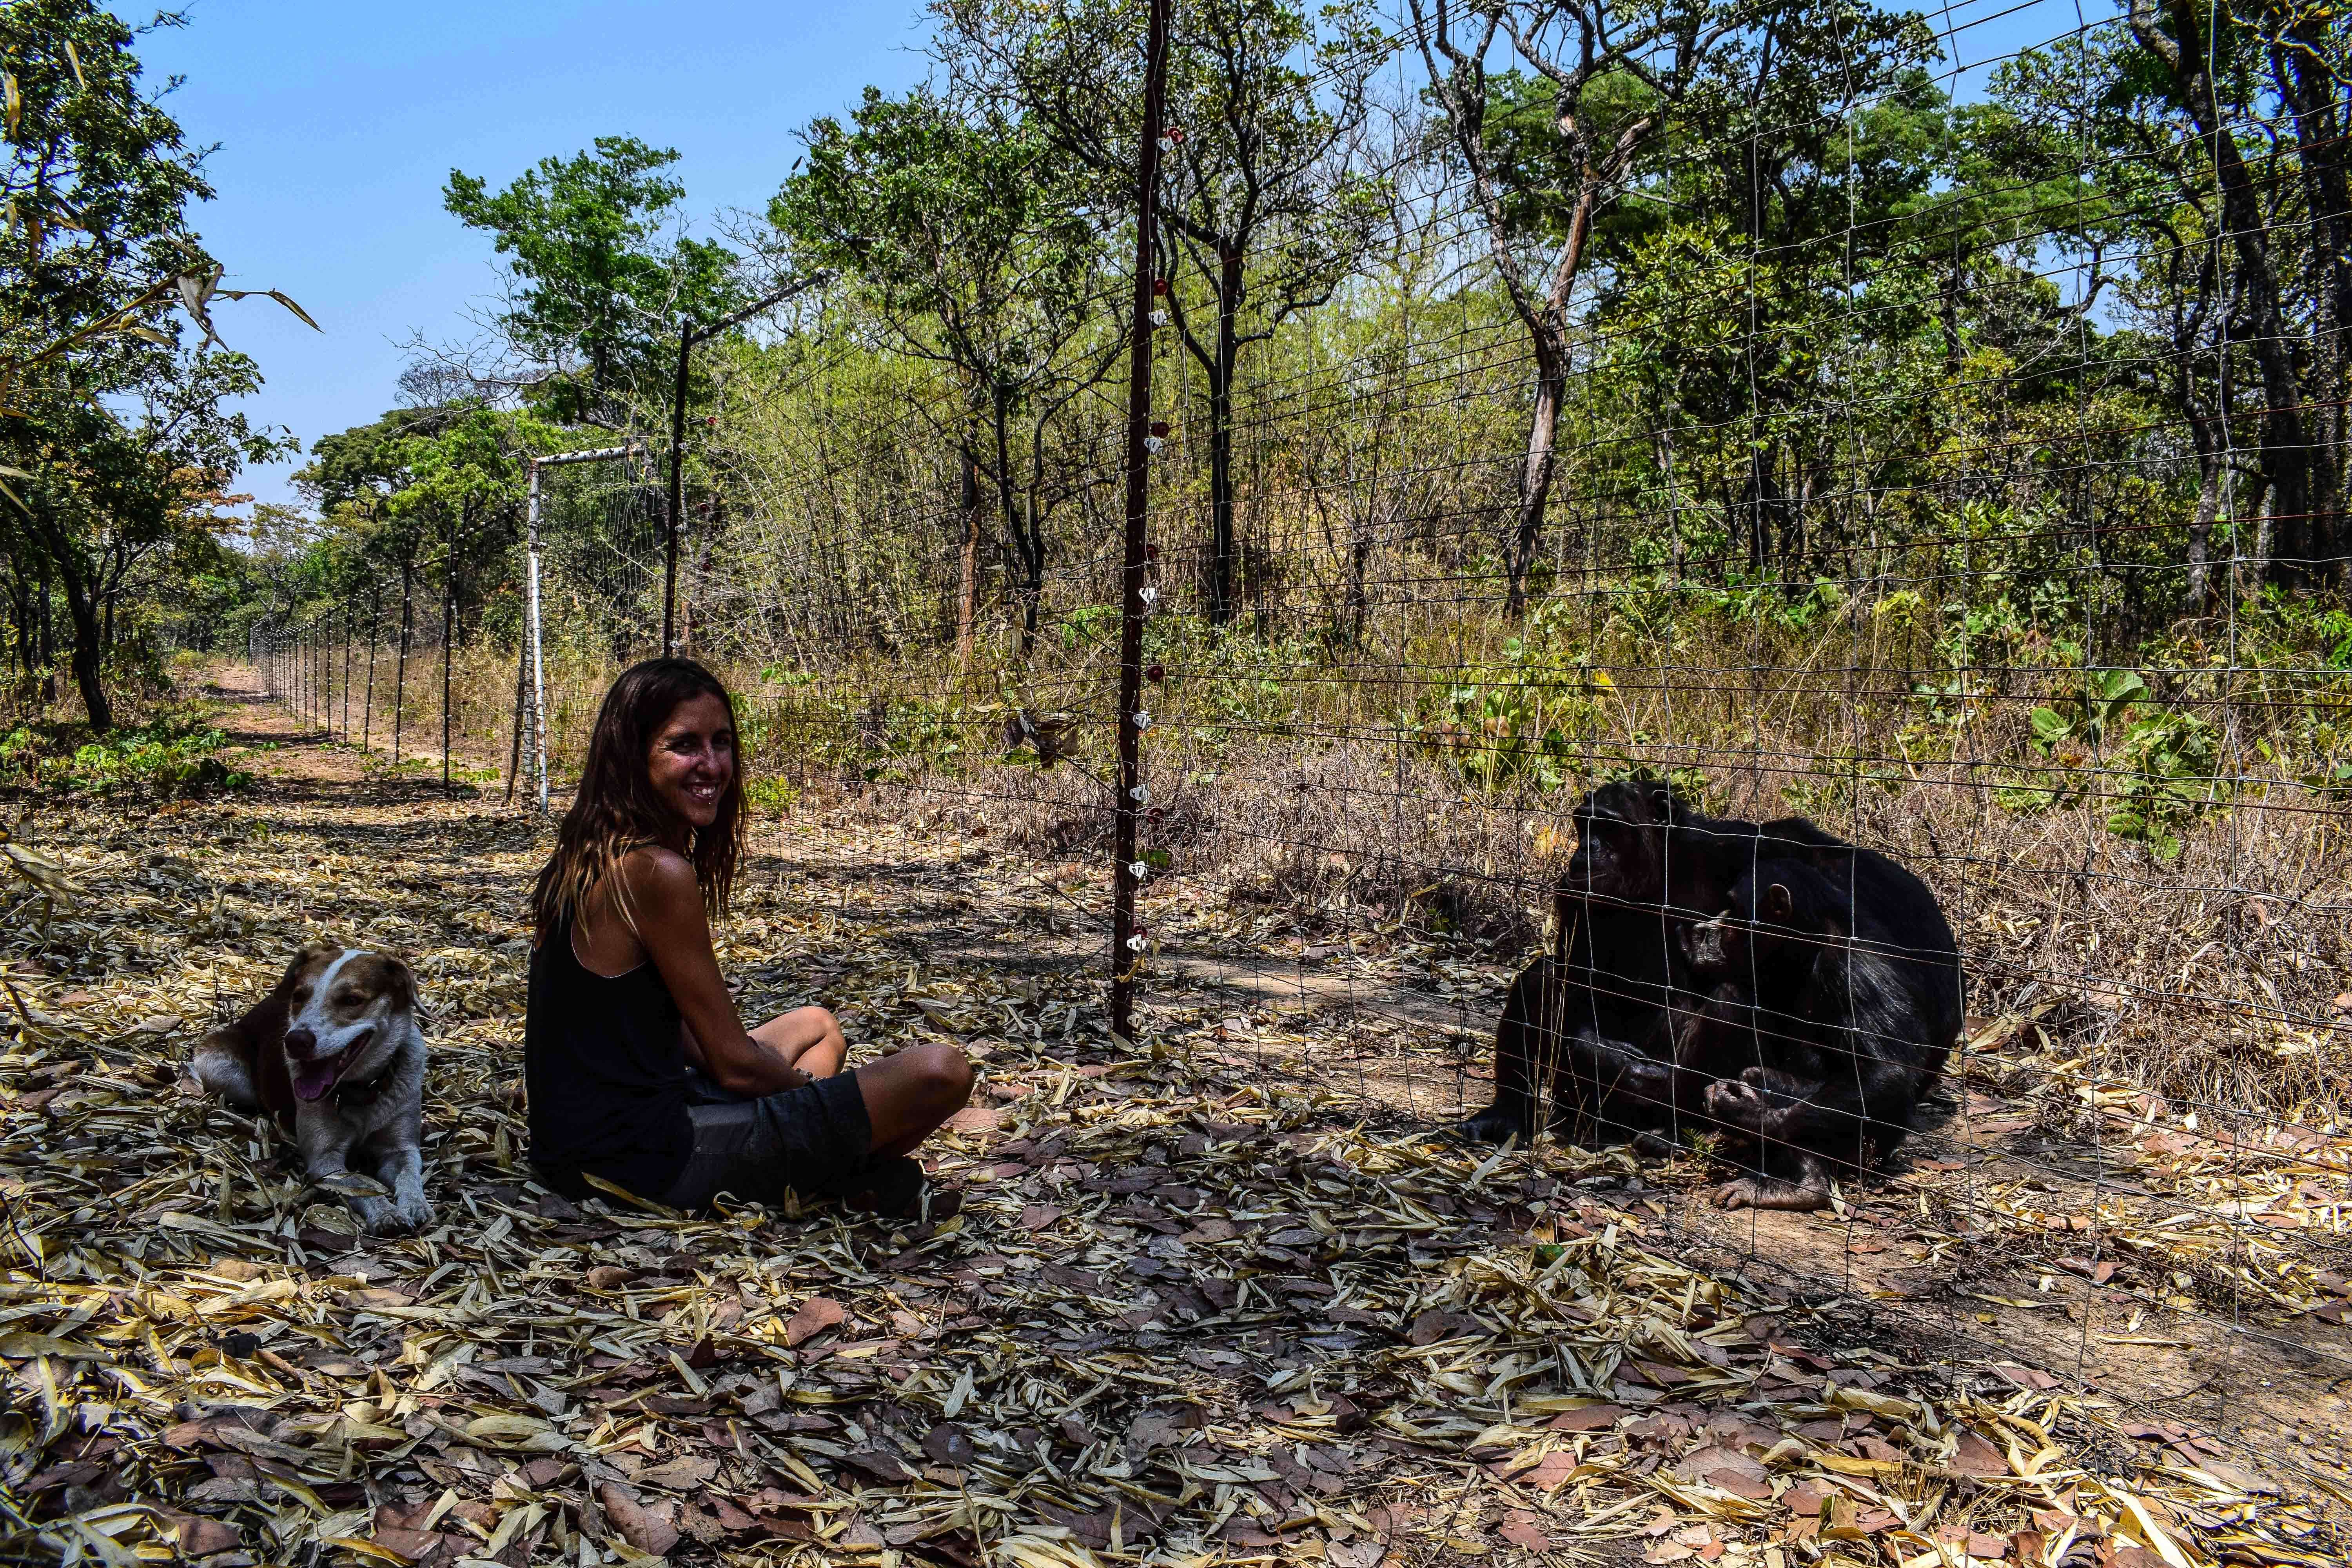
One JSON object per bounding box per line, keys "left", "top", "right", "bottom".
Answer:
{"left": 1676, "top": 857, "right": 1957, "bottom": 1209}
{"left": 1457, "top": 779, "right": 1753, "bottom": 1145}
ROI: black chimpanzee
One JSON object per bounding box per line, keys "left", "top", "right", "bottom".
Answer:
{"left": 1673, "top": 850, "right": 1962, "bottom": 1209}
{"left": 1456, "top": 780, "right": 1963, "bottom": 1196}
{"left": 1455, "top": 778, "right": 1754, "bottom": 1145}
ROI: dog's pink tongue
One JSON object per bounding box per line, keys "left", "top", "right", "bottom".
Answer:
{"left": 290, "top": 1058, "right": 341, "bottom": 1102}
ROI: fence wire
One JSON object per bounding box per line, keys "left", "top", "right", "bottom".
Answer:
{"left": 248, "top": 448, "right": 666, "bottom": 804}
{"left": 250, "top": 0, "right": 2352, "bottom": 1500}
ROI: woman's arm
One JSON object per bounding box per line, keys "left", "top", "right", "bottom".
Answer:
{"left": 626, "top": 849, "right": 809, "bottom": 1096}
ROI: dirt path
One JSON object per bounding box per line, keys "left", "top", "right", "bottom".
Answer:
{"left": 203, "top": 661, "right": 515, "bottom": 797}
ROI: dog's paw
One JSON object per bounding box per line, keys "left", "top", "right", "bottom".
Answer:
{"left": 359, "top": 1198, "right": 431, "bottom": 1236}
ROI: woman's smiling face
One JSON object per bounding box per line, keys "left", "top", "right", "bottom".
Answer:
{"left": 647, "top": 691, "right": 735, "bottom": 833}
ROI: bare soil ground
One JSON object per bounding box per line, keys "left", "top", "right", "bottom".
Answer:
{"left": 0, "top": 666, "right": 2341, "bottom": 1567}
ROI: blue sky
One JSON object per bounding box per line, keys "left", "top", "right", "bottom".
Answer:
{"left": 137, "top": 0, "right": 2095, "bottom": 514}
{"left": 137, "top": 1, "right": 933, "bottom": 510}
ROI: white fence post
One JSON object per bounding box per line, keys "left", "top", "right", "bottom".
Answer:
{"left": 526, "top": 457, "right": 549, "bottom": 816}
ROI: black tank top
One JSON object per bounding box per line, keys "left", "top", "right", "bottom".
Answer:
{"left": 524, "top": 914, "right": 692, "bottom": 1201}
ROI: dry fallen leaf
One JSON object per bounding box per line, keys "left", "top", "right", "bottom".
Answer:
{"left": 598, "top": 1483, "right": 680, "bottom": 1556}
{"left": 783, "top": 1294, "right": 846, "bottom": 1346}
{"left": 0, "top": 712, "right": 2339, "bottom": 1568}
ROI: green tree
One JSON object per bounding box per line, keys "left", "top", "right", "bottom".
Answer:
{"left": 2, "top": 351, "right": 289, "bottom": 727}
{"left": 772, "top": 85, "right": 1122, "bottom": 652}
{"left": 2125, "top": 0, "right": 2316, "bottom": 583}
{"left": 294, "top": 405, "right": 558, "bottom": 612}
{"left": 444, "top": 136, "right": 741, "bottom": 426}
{"left": 0, "top": 0, "right": 308, "bottom": 727}
{"left": 942, "top": 0, "right": 1395, "bottom": 627}
{"left": 1585, "top": 0, "right": 1951, "bottom": 582}
{"left": 1412, "top": 0, "right": 1739, "bottom": 615}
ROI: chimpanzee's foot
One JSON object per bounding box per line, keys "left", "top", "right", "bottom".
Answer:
{"left": 1711, "top": 1173, "right": 1829, "bottom": 1211}
{"left": 1450, "top": 1103, "right": 1530, "bottom": 1145}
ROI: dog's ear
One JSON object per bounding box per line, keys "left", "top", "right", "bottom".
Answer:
{"left": 379, "top": 954, "right": 418, "bottom": 1014}
{"left": 278, "top": 940, "right": 341, "bottom": 993}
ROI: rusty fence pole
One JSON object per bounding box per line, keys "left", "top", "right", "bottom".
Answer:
{"left": 1111, "top": 0, "right": 1172, "bottom": 1044}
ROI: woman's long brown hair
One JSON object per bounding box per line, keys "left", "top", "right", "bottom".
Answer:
{"left": 530, "top": 658, "right": 748, "bottom": 943}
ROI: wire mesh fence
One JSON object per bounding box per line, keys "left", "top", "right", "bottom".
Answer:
{"left": 248, "top": 445, "right": 668, "bottom": 803}
{"left": 674, "top": 0, "right": 2350, "bottom": 1493}
{"left": 238, "top": 0, "right": 2351, "bottom": 1497}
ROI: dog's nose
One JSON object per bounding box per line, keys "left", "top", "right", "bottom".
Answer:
{"left": 284, "top": 1027, "right": 318, "bottom": 1057}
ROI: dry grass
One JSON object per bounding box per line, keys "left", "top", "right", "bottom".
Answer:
{"left": 675, "top": 568, "right": 2346, "bottom": 1138}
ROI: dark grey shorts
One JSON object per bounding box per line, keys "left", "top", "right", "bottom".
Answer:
{"left": 660, "top": 1069, "right": 874, "bottom": 1212}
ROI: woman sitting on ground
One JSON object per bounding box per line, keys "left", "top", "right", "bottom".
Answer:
{"left": 524, "top": 657, "right": 972, "bottom": 1217}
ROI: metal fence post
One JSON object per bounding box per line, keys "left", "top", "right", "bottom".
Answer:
{"left": 667, "top": 319, "right": 691, "bottom": 657}
{"left": 1110, "top": 0, "right": 1171, "bottom": 1043}
{"left": 526, "top": 458, "right": 550, "bottom": 814}
{"left": 393, "top": 559, "right": 413, "bottom": 768}
{"left": 361, "top": 588, "right": 381, "bottom": 753}
{"left": 443, "top": 527, "right": 457, "bottom": 790}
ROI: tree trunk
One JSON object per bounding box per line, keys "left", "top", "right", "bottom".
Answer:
{"left": 990, "top": 396, "right": 1042, "bottom": 654}
{"left": 37, "top": 566, "right": 54, "bottom": 700}
{"left": 2274, "top": 29, "right": 2351, "bottom": 580}
{"left": 62, "top": 584, "right": 108, "bottom": 732}
{"left": 956, "top": 454, "right": 983, "bottom": 668}
{"left": 19, "top": 514, "right": 110, "bottom": 729}
{"left": 1206, "top": 243, "right": 1243, "bottom": 629}
{"left": 2135, "top": 0, "right": 2311, "bottom": 586}
{"left": 7, "top": 568, "right": 28, "bottom": 679}
{"left": 1347, "top": 511, "right": 1372, "bottom": 648}
{"left": 44, "top": 547, "right": 111, "bottom": 731}
{"left": 1506, "top": 338, "right": 1567, "bottom": 617}
{"left": 2234, "top": 472, "right": 2273, "bottom": 599}
{"left": 2184, "top": 456, "right": 2221, "bottom": 615}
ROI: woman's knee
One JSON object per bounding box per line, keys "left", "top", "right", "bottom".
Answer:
{"left": 904, "top": 1042, "right": 973, "bottom": 1109}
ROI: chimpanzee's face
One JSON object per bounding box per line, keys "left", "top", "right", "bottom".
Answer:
{"left": 1566, "top": 781, "right": 1673, "bottom": 907}
{"left": 1681, "top": 872, "right": 1797, "bottom": 975}
{"left": 1680, "top": 904, "right": 1747, "bottom": 974}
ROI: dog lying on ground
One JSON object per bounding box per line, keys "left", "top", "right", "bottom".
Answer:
{"left": 191, "top": 941, "right": 432, "bottom": 1233}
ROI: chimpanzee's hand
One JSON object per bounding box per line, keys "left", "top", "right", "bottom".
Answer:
{"left": 1702, "top": 1075, "right": 1769, "bottom": 1131}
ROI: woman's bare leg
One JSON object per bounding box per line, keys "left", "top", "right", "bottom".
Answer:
{"left": 750, "top": 1007, "right": 846, "bottom": 1078}
{"left": 851, "top": 1043, "right": 974, "bottom": 1160}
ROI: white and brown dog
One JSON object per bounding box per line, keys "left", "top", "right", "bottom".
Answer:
{"left": 191, "top": 941, "right": 432, "bottom": 1233}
